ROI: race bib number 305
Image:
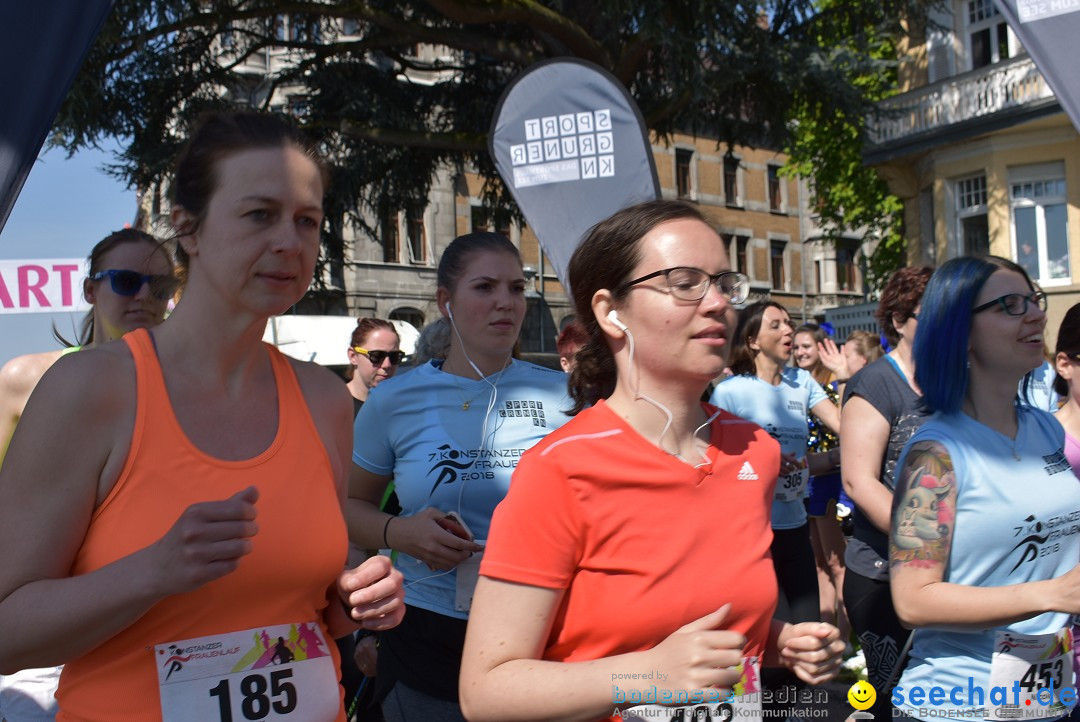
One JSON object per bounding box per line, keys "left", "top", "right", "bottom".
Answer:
{"left": 774, "top": 464, "right": 809, "bottom": 503}
{"left": 155, "top": 622, "right": 341, "bottom": 722}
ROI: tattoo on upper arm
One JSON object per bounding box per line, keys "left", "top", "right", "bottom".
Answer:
{"left": 890, "top": 441, "right": 956, "bottom": 570}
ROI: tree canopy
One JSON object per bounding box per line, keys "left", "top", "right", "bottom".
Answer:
{"left": 54, "top": 0, "right": 932, "bottom": 287}
{"left": 782, "top": 0, "right": 911, "bottom": 291}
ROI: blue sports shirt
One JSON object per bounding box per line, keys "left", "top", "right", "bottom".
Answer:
{"left": 1020, "top": 360, "right": 1062, "bottom": 413}
{"left": 710, "top": 367, "right": 828, "bottom": 529}
{"left": 353, "top": 358, "right": 571, "bottom": 619}
{"left": 894, "top": 407, "right": 1080, "bottom": 719}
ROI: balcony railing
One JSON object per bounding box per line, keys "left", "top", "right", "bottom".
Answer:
{"left": 868, "top": 55, "right": 1054, "bottom": 146}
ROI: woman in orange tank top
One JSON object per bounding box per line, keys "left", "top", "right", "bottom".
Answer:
{"left": 0, "top": 112, "right": 404, "bottom": 722}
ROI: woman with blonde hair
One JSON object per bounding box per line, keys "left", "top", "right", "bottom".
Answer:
{"left": 792, "top": 323, "right": 850, "bottom": 648}
{"left": 842, "top": 330, "right": 884, "bottom": 373}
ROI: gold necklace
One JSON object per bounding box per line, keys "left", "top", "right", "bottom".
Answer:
{"left": 443, "top": 360, "right": 489, "bottom": 410}
{"left": 450, "top": 377, "right": 486, "bottom": 411}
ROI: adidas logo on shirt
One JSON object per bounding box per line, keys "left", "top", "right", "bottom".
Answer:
{"left": 737, "top": 461, "right": 759, "bottom": 480}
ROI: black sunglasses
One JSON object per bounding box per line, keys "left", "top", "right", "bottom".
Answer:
{"left": 972, "top": 291, "right": 1047, "bottom": 316}
{"left": 352, "top": 347, "right": 406, "bottom": 366}
{"left": 90, "top": 269, "right": 179, "bottom": 301}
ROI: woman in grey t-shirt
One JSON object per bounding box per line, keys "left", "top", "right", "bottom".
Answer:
{"left": 840, "top": 266, "right": 931, "bottom": 721}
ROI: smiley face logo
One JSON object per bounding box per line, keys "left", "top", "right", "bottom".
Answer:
{"left": 848, "top": 680, "right": 876, "bottom": 711}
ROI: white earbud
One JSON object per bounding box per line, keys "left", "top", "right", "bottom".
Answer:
{"left": 446, "top": 302, "right": 454, "bottom": 320}
{"left": 607, "top": 309, "right": 628, "bottom": 332}
{"left": 604, "top": 307, "right": 688, "bottom": 462}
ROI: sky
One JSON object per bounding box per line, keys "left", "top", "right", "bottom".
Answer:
{"left": 0, "top": 139, "right": 139, "bottom": 366}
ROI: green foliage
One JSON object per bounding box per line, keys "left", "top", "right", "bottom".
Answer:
{"left": 53, "top": 0, "right": 933, "bottom": 288}
{"left": 783, "top": 0, "right": 934, "bottom": 292}
{"left": 784, "top": 92, "right": 906, "bottom": 292}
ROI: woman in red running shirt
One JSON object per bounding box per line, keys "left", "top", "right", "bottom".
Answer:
{"left": 460, "top": 200, "right": 844, "bottom": 722}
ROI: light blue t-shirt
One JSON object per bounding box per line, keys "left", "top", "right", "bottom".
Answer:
{"left": 1020, "top": 360, "right": 1062, "bottom": 413}
{"left": 709, "top": 367, "right": 828, "bottom": 529}
{"left": 353, "top": 358, "right": 571, "bottom": 619}
{"left": 895, "top": 407, "right": 1080, "bottom": 720}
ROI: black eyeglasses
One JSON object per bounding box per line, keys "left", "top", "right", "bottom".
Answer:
{"left": 89, "top": 269, "right": 179, "bottom": 301}
{"left": 352, "top": 347, "right": 406, "bottom": 366}
{"left": 622, "top": 267, "right": 750, "bottom": 304}
{"left": 972, "top": 291, "right": 1047, "bottom": 316}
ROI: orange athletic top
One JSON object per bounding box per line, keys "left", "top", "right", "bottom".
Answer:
{"left": 56, "top": 329, "right": 347, "bottom": 722}
{"left": 482, "top": 401, "right": 780, "bottom": 721}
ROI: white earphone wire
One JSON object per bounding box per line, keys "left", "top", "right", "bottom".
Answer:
{"left": 621, "top": 316, "right": 716, "bottom": 467}
{"left": 444, "top": 305, "right": 513, "bottom": 517}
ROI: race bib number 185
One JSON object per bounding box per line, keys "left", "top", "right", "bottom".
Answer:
{"left": 155, "top": 622, "right": 341, "bottom": 722}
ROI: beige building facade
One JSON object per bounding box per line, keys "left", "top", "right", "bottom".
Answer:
{"left": 194, "top": 17, "right": 872, "bottom": 349}
{"left": 341, "top": 132, "right": 870, "bottom": 351}
{"left": 866, "top": 0, "right": 1080, "bottom": 343}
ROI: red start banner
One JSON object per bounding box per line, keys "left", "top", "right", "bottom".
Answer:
{"left": 0, "top": 259, "right": 90, "bottom": 314}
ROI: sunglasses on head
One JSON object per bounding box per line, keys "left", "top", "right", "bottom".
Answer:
{"left": 90, "top": 269, "right": 179, "bottom": 301}
{"left": 352, "top": 347, "right": 405, "bottom": 366}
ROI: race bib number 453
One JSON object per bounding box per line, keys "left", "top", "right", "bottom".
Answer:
{"left": 988, "top": 628, "right": 1075, "bottom": 720}
{"left": 155, "top": 622, "right": 341, "bottom": 722}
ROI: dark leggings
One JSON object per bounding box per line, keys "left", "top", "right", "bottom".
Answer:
{"left": 770, "top": 524, "right": 820, "bottom": 624}
{"left": 844, "top": 568, "right": 912, "bottom": 721}
{"left": 761, "top": 524, "right": 820, "bottom": 717}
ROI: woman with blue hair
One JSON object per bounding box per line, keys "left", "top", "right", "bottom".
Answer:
{"left": 889, "top": 256, "right": 1080, "bottom": 720}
